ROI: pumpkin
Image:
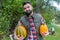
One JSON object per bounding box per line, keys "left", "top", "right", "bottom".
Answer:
{"left": 16, "top": 25, "right": 27, "bottom": 38}
{"left": 39, "top": 24, "right": 48, "bottom": 34}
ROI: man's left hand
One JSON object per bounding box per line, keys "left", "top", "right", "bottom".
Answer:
{"left": 41, "top": 32, "right": 49, "bottom": 36}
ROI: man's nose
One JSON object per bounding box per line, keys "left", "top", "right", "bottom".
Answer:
{"left": 26, "top": 8, "right": 29, "bottom": 11}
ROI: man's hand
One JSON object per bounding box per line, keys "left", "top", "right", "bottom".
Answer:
{"left": 14, "top": 36, "right": 24, "bottom": 40}
{"left": 18, "top": 36, "right": 25, "bottom": 40}
{"left": 41, "top": 32, "right": 49, "bottom": 36}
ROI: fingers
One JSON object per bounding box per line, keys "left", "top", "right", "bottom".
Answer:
{"left": 41, "top": 32, "right": 49, "bottom": 36}
{"left": 19, "top": 36, "right": 25, "bottom": 40}
{"left": 14, "top": 36, "right": 24, "bottom": 40}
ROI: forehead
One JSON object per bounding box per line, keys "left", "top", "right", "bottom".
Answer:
{"left": 24, "top": 4, "right": 32, "bottom": 8}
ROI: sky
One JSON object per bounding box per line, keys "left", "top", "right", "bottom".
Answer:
{"left": 50, "top": 1, "right": 60, "bottom": 10}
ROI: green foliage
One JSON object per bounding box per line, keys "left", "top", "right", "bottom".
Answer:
{"left": 55, "top": 11, "right": 60, "bottom": 24}
{"left": 1, "top": 0, "right": 24, "bottom": 35}
{"left": 41, "top": 6, "right": 55, "bottom": 24}
{"left": 1, "top": 0, "right": 37, "bottom": 36}
{"left": 2, "top": 35, "right": 10, "bottom": 40}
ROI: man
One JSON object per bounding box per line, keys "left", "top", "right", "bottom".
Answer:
{"left": 14, "top": 2, "right": 49, "bottom": 40}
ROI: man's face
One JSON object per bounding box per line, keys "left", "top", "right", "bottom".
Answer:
{"left": 24, "top": 4, "right": 33, "bottom": 16}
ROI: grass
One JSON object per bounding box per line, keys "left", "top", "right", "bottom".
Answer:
{"left": 44, "top": 24, "right": 60, "bottom": 40}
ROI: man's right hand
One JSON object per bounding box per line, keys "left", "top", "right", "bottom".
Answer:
{"left": 14, "top": 36, "right": 24, "bottom": 40}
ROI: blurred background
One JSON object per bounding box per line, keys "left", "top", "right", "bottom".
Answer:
{"left": 0, "top": 0, "right": 60, "bottom": 40}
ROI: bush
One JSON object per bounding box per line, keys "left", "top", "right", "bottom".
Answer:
{"left": 1, "top": 0, "right": 37, "bottom": 35}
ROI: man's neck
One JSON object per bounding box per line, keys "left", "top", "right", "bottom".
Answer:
{"left": 28, "top": 12, "right": 33, "bottom": 18}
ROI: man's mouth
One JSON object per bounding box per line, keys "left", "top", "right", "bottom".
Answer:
{"left": 25, "top": 10, "right": 32, "bottom": 16}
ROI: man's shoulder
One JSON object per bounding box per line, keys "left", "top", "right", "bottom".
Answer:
{"left": 20, "top": 15, "right": 26, "bottom": 20}
{"left": 33, "top": 13, "right": 42, "bottom": 17}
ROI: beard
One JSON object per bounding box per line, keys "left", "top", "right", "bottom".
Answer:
{"left": 25, "top": 10, "right": 32, "bottom": 17}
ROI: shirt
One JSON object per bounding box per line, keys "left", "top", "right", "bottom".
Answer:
{"left": 18, "top": 13, "right": 45, "bottom": 40}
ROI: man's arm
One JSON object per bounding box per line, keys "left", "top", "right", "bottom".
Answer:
{"left": 16, "top": 20, "right": 23, "bottom": 27}
{"left": 14, "top": 20, "right": 24, "bottom": 40}
{"left": 40, "top": 16, "right": 49, "bottom": 36}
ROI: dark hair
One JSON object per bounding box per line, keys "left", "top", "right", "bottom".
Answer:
{"left": 23, "top": 1, "right": 31, "bottom": 6}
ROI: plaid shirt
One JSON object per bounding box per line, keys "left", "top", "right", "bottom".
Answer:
{"left": 28, "top": 18, "right": 37, "bottom": 40}
{"left": 19, "top": 14, "right": 45, "bottom": 40}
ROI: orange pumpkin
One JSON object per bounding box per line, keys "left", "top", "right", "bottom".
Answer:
{"left": 39, "top": 24, "right": 48, "bottom": 34}
{"left": 16, "top": 25, "right": 27, "bottom": 38}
